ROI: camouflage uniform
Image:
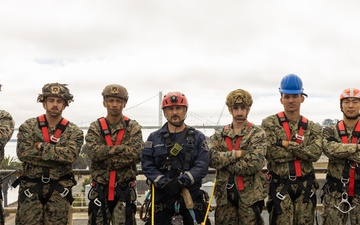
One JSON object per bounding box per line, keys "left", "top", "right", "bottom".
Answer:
{"left": 321, "top": 123, "right": 360, "bottom": 225}
{"left": 86, "top": 84, "right": 143, "bottom": 225}
{"left": 15, "top": 83, "right": 84, "bottom": 225}
{"left": 261, "top": 114, "right": 322, "bottom": 225}
{"left": 0, "top": 110, "right": 14, "bottom": 160}
{"left": 0, "top": 109, "right": 15, "bottom": 225}
{"left": 321, "top": 88, "right": 360, "bottom": 225}
{"left": 210, "top": 121, "right": 267, "bottom": 225}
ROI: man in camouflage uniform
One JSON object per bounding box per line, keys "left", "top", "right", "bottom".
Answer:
{"left": 15, "top": 83, "right": 84, "bottom": 225}
{"left": 86, "top": 84, "right": 143, "bottom": 225}
{"left": 261, "top": 74, "right": 322, "bottom": 225}
{"left": 141, "top": 91, "right": 210, "bottom": 225}
{"left": 209, "top": 89, "right": 267, "bottom": 225}
{"left": 0, "top": 83, "right": 15, "bottom": 225}
{"left": 321, "top": 88, "right": 360, "bottom": 225}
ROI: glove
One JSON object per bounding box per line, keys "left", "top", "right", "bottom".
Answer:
{"left": 160, "top": 178, "right": 182, "bottom": 196}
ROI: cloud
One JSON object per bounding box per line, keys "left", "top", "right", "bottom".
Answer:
{"left": 0, "top": 0, "right": 359, "bottom": 130}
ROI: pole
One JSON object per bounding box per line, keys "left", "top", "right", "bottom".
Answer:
{"left": 158, "top": 91, "right": 162, "bottom": 127}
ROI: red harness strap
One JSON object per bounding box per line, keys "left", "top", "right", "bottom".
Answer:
{"left": 37, "top": 114, "right": 69, "bottom": 144}
{"left": 277, "top": 112, "right": 307, "bottom": 177}
{"left": 337, "top": 121, "right": 360, "bottom": 197}
{"left": 224, "top": 122, "right": 252, "bottom": 191}
{"left": 98, "top": 116, "right": 128, "bottom": 201}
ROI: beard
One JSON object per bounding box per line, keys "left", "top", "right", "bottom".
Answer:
{"left": 47, "top": 108, "right": 63, "bottom": 117}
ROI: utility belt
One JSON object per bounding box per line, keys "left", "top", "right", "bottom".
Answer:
{"left": 267, "top": 171, "right": 316, "bottom": 225}
{"left": 12, "top": 173, "right": 76, "bottom": 205}
{"left": 88, "top": 179, "right": 136, "bottom": 225}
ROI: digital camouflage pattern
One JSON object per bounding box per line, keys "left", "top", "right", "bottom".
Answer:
{"left": 210, "top": 121, "right": 267, "bottom": 224}
{"left": 85, "top": 116, "right": 143, "bottom": 225}
{"left": 87, "top": 185, "right": 137, "bottom": 225}
{"left": 261, "top": 115, "right": 322, "bottom": 178}
{"left": 16, "top": 117, "right": 84, "bottom": 225}
{"left": 15, "top": 188, "right": 72, "bottom": 225}
{"left": 85, "top": 116, "right": 143, "bottom": 184}
{"left": 268, "top": 193, "right": 316, "bottom": 224}
{"left": 322, "top": 125, "right": 360, "bottom": 180}
{"left": 261, "top": 114, "right": 322, "bottom": 225}
{"left": 0, "top": 110, "right": 14, "bottom": 161}
{"left": 17, "top": 117, "right": 84, "bottom": 179}
{"left": 225, "top": 89, "right": 253, "bottom": 107}
{"left": 0, "top": 109, "right": 14, "bottom": 225}
{"left": 321, "top": 123, "right": 360, "bottom": 225}
{"left": 37, "top": 83, "right": 74, "bottom": 106}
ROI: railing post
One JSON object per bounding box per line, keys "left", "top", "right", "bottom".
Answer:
{"left": 68, "top": 208, "right": 73, "bottom": 225}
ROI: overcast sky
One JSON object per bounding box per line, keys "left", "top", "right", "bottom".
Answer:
{"left": 1, "top": 0, "right": 359, "bottom": 131}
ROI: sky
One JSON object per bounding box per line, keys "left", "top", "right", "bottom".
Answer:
{"left": 1, "top": 0, "right": 360, "bottom": 131}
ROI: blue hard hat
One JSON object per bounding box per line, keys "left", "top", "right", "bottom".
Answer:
{"left": 279, "top": 74, "right": 304, "bottom": 94}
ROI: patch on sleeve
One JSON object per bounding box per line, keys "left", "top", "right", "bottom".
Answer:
{"left": 144, "top": 141, "right": 153, "bottom": 148}
{"left": 201, "top": 140, "right": 209, "bottom": 151}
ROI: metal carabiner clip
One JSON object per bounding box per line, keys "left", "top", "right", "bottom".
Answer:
{"left": 295, "top": 134, "right": 304, "bottom": 141}
{"left": 41, "top": 175, "right": 51, "bottom": 183}
{"left": 288, "top": 175, "right": 297, "bottom": 181}
{"left": 334, "top": 192, "right": 356, "bottom": 214}
{"left": 60, "top": 188, "right": 69, "bottom": 197}
{"left": 226, "top": 183, "right": 234, "bottom": 189}
{"left": 50, "top": 135, "right": 60, "bottom": 143}
{"left": 24, "top": 189, "right": 33, "bottom": 198}
{"left": 276, "top": 192, "right": 286, "bottom": 201}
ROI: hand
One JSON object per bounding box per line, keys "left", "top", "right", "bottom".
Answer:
{"left": 160, "top": 179, "right": 182, "bottom": 195}
{"left": 34, "top": 142, "right": 42, "bottom": 150}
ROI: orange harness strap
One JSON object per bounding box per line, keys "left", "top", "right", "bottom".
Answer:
{"left": 98, "top": 116, "right": 128, "bottom": 201}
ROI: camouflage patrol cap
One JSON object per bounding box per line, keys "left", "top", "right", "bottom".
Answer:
{"left": 37, "top": 83, "right": 74, "bottom": 106}
{"left": 102, "top": 84, "right": 128, "bottom": 101}
{"left": 226, "top": 89, "right": 253, "bottom": 107}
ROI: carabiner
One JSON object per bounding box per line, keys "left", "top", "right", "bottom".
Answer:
{"left": 334, "top": 192, "right": 356, "bottom": 214}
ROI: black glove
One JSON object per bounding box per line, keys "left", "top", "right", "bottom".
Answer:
{"left": 160, "top": 179, "right": 182, "bottom": 195}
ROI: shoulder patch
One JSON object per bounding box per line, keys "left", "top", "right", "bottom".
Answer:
{"left": 201, "top": 140, "right": 209, "bottom": 151}
{"left": 144, "top": 141, "right": 153, "bottom": 148}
